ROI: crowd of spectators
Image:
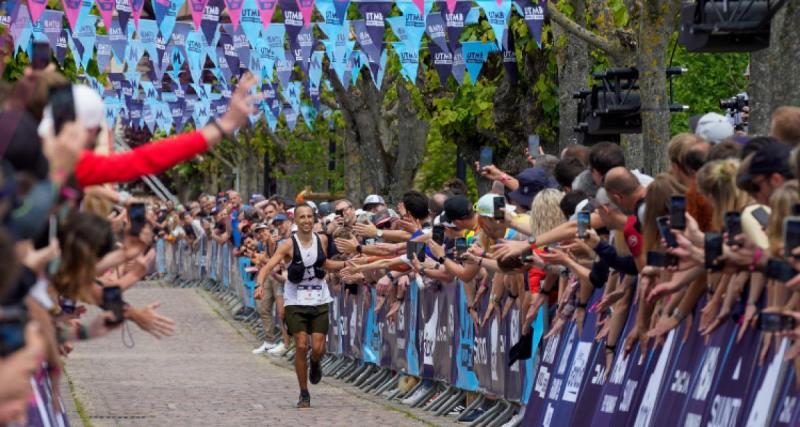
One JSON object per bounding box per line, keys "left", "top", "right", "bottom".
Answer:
{"left": 3, "top": 60, "right": 800, "bottom": 424}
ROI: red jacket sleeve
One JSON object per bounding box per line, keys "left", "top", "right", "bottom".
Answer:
{"left": 74, "top": 131, "right": 208, "bottom": 188}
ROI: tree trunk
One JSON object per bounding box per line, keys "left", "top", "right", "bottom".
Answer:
{"left": 552, "top": 0, "right": 590, "bottom": 152}
{"left": 636, "top": 0, "right": 681, "bottom": 175}
{"left": 748, "top": 49, "right": 771, "bottom": 136}
{"left": 331, "top": 70, "right": 429, "bottom": 204}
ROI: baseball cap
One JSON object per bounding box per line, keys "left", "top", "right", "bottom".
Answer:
{"left": 507, "top": 167, "right": 558, "bottom": 208}
{"left": 694, "top": 112, "right": 734, "bottom": 144}
{"left": 305, "top": 200, "right": 317, "bottom": 213}
{"left": 272, "top": 213, "right": 288, "bottom": 222}
{"left": 363, "top": 194, "right": 386, "bottom": 208}
{"left": 737, "top": 141, "right": 793, "bottom": 187}
{"left": 38, "top": 84, "right": 105, "bottom": 137}
{"left": 249, "top": 193, "right": 266, "bottom": 204}
{"left": 318, "top": 201, "right": 332, "bottom": 217}
{"left": 254, "top": 223, "right": 269, "bottom": 231}
{"left": 433, "top": 213, "right": 456, "bottom": 228}
{"left": 443, "top": 195, "right": 473, "bottom": 222}
{"left": 475, "top": 193, "right": 505, "bottom": 217}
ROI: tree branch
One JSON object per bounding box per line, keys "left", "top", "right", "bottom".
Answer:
{"left": 546, "top": 2, "right": 625, "bottom": 59}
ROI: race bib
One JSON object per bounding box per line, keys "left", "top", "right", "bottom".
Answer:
{"left": 297, "top": 284, "right": 323, "bottom": 304}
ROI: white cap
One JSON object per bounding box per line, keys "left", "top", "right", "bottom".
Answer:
{"left": 695, "top": 112, "right": 734, "bottom": 144}
{"left": 305, "top": 200, "right": 317, "bottom": 212}
{"left": 362, "top": 194, "right": 385, "bottom": 207}
{"left": 38, "top": 84, "right": 105, "bottom": 137}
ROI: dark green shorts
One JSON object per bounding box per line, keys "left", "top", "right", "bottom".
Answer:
{"left": 284, "top": 304, "right": 330, "bottom": 336}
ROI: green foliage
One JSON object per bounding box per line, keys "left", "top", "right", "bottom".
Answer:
{"left": 669, "top": 45, "right": 749, "bottom": 134}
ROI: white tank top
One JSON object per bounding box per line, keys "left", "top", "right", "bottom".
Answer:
{"left": 283, "top": 233, "right": 333, "bottom": 307}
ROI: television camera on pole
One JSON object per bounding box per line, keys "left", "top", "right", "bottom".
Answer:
{"left": 573, "top": 67, "right": 688, "bottom": 145}
{"left": 678, "top": 0, "right": 788, "bottom": 52}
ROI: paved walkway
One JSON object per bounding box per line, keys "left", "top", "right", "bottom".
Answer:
{"left": 63, "top": 282, "right": 433, "bottom": 427}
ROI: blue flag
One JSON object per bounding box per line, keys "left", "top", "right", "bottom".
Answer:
{"left": 477, "top": 0, "right": 512, "bottom": 50}
{"left": 460, "top": 40, "right": 495, "bottom": 83}
{"left": 451, "top": 46, "right": 465, "bottom": 84}
{"left": 392, "top": 41, "right": 418, "bottom": 83}
{"left": 284, "top": 106, "right": 297, "bottom": 131}
{"left": 108, "top": 17, "right": 129, "bottom": 62}
{"left": 95, "top": 35, "right": 112, "bottom": 72}
{"left": 397, "top": 1, "right": 430, "bottom": 53}
{"left": 300, "top": 103, "right": 316, "bottom": 129}
{"left": 308, "top": 50, "right": 324, "bottom": 108}
{"left": 153, "top": 0, "right": 184, "bottom": 41}
{"left": 137, "top": 19, "right": 159, "bottom": 63}
{"left": 369, "top": 48, "right": 388, "bottom": 90}
{"left": 282, "top": 80, "right": 302, "bottom": 114}
{"left": 239, "top": 0, "right": 261, "bottom": 48}
{"left": 276, "top": 50, "right": 295, "bottom": 89}
{"left": 185, "top": 30, "right": 205, "bottom": 84}
{"left": 74, "top": 15, "right": 97, "bottom": 70}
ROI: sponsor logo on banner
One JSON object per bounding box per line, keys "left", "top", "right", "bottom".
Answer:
{"left": 562, "top": 341, "right": 592, "bottom": 402}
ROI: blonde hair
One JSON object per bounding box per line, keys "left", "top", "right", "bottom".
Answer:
{"left": 696, "top": 159, "right": 752, "bottom": 231}
{"left": 529, "top": 189, "right": 566, "bottom": 237}
{"left": 667, "top": 133, "right": 704, "bottom": 166}
{"left": 767, "top": 180, "right": 799, "bottom": 256}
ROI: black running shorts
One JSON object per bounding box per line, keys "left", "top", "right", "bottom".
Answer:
{"left": 284, "top": 303, "right": 330, "bottom": 336}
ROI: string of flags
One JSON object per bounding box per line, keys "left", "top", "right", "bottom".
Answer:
{"left": 0, "top": 0, "right": 546, "bottom": 134}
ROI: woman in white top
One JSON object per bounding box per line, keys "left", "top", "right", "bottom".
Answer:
{"left": 256, "top": 204, "right": 346, "bottom": 408}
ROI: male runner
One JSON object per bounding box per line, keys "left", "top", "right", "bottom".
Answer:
{"left": 257, "top": 204, "right": 347, "bottom": 408}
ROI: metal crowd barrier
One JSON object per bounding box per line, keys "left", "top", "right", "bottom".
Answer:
{"left": 157, "top": 237, "right": 800, "bottom": 426}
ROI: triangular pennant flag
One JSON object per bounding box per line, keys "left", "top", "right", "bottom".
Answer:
{"left": 426, "top": 12, "right": 447, "bottom": 52}
{"left": 205, "top": 29, "right": 220, "bottom": 66}
{"left": 253, "top": 40, "right": 272, "bottom": 80}
{"left": 300, "top": 103, "right": 316, "bottom": 129}
{"left": 188, "top": 0, "right": 208, "bottom": 31}
{"left": 55, "top": 28, "right": 69, "bottom": 65}
{"left": 315, "top": 0, "right": 339, "bottom": 25}
{"left": 240, "top": 0, "right": 262, "bottom": 47}
{"left": 153, "top": 0, "right": 183, "bottom": 41}
{"left": 201, "top": 0, "right": 223, "bottom": 42}
{"left": 10, "top": 5, "right": 33, "bottom": 54}
{"left": 307, "top": 50, "right": 323, "bottom": 107}
{"left": 356, "top": 2, "right": 391, "bottom": 61}
{"left": 295, "top": 0, "right": 314, "bottom": 27}
{"left": 95, "top": 0, "right": 116, "bottom": 30}
{"left": 477, "top": 0, "right": 512, "bottom": 50}
{"left": 222, "top": 23, "right": 251, "bottom": 69}
{"left": 429, "top": 43, "right": 451, "bottom": 87}
{"left": 516, "top": 0, "right": 544, "bottom": 47}
{"left": 465, "top": 6, "right": 480, "bottom": 24}
{"left": 131, "top": 0, "right": 145, "bottom": 30}
{"left": 185, "top": 30, "right": 205, "bottom": 84}
{"left": 116, "top": 0, "right": 131, "bottom": 33}
{"left": 352, "top": 19, "right": 379, "bottom": 65}
{"left": 62, "top": 0, "right": 82, "bottom": 31}
{"left": 368, "top": 48, "right": 387, "bottom": 90}
{"left": 290, "top": 26, "right": 313, "bottom": 75}
{"left": 285, "top": 106, "right": 297, "bottom": 131}
{"left": 391, "top": 41, "right": 418, "bottom": 83}
{"left": 397, "top": 2, "right": 427, "bottom": 53}
{"left": 95, "top": 35, "right": 112, "bottom": 72}
{"left": 442, "top": 1, "right": 471, "bottom": 52}
{"left": 108, "top": 17, "right": 128, "bottom": 61}
{"left": 125, "top": 38, "right": 144, "bottom": 69}
{"left": 224, "top": 0, "right": 245, "bottom": 30}
{"left": 27, "top": 0, "right": 47, "bottom": 24}
{"left": 218, "top": 31, "right": 240, "bottom": 76}
{"left": 280, "top": 0, "right": 303, "bottom": 49}
{"left": 276, "top": 50, "right": 294, "bottom": 88}
{"left": 154, "top": 31, "right": 169, "bottom": 77}
{"left": 137, "top": 19, "right": 159, "bottom": 61}
{"left": 168, "top": 44, "right": 185, "bottom": 80}
{"left": 460, "top": 40, "right": 494, "bottom": 83}
{"left": 74, "top": 15, "right": 97, "bottom": 70}
{"left": 255, "top": 0, "right": 278, "bottom": 30}
{"left": 170, "top": 22, "right": 192, "bottom": 56}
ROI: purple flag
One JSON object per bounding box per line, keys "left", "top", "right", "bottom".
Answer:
{"left": 429, "top": 43, "right": 451, "bottom": 87}
{"left": 276, "top": 50, "right": 294, "bottom": 88}
{"left": 95, "top": 34, "right": 112, "bottom": 71}
{"left": 289, "top": 25, "right": 313, "bottom": 75}
{"left": 351, "top": 19, "right": 379, "bottom": 65}
{"left": 27, "top": 0, "right": 47, "bottom": 24}
{"left": 224, "top": 0, "right": 245, "bottom": 30}
{"left": 280, "top": 0, "right": 303, "bottom": 48}
{"left": 255, "top": 0, "right": 277, "bottom": 29}
{"left": 356, "top": 2, "right": 391, "bottom": 63}
{"left": 188, "top": 0, "right": 208, "bottom": 32}
{"left": 200, "top": 0, "right": 223, "bottom": 43}
{"left": 442, "top": 1, "right": 471, "bottom": 52}
{"left": 426, "top": 12, "right": 447, "bottom": 52}
{"left": 95, "top": 0, "right": 115, "bottom": 29}
{"left": 516, "top": 0, "right": 544, "bottom": 47}
{"left": 108, "top": 16, "right": 128, "bottom": 61}
{"left": 39, "top": 10, "right": 63, "bottom": 51}
{"left": 55, "top": 28, "right": 69, "bottom": 65}
{"left": 115, "top": 0, "right": 131, "bottom": 33}
{"left": 451, "top": 46, "right": 465, "bottom": 85}
{"left": 218, "top": 31, "right": 240, "bottom": 75}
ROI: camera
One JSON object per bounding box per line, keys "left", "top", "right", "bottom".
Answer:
{"left": 719, "top": 92, "right": 749, "bottom": 131}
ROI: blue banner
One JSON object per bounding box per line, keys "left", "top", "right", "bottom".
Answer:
{"left": 185, "top": 30, "right": 205, "bottom": 84}
{"left": 477, "top": 0, "right": 512, "bottom": 51}
{"left": 460, "top": 40, "right": 494, "bottom": 84}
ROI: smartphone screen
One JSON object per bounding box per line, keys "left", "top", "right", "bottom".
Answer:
{"left": 724, "top": 212, "right": 742, "bottom": 246}
{"left": 670, "top": 196, "right": 686, "bottom": 230}
{"left": 415, "top": 242, "right": 426, "bottom": 262}
{"left": 766, "top": 258, "right": 797, "bottom": 282}
{"left": 455, "top": 238, "right": 468, "bottom": 257}
{"left": 527, "top": 135, "right": 540, "bottom": 159}
{"left": 704, "top": 233, "right": 723, "bottom": 270}
{"left": 432, "top": 225, "right": 445, "bottom": 245}
{"left": 784, "top": 217, "right": 800, "bottom": 258}
{"left": 577, "top": 211, "right": 591, "bottom": 239}
{"left": 49, "top": 84, "right": 75, "bottom": 135}
{"left": 758, "top": 312, "right": 796, "bottom": 332}
{"left": 493, "top": 196, "right": 505, "bottom": 220}
{"left": 751, "top": 207, "right": 769, "bottom": 229}
{"left": 657, "top": 216, "right": 678, "bottom": 248}
{"left": 406, "top": 241, "right": 417, "bottom": 261}
{"left": 102, "top": 286, "right": 125, "bottom": 325}
{"left": 128, "top": 203, "right": 146, "bottom": 235}
{"left": 0, "top": 306, "right": 27, "bottom": 357}
{"left": 479, "top": 146, "right": 493, "bottom": 168}
{"left": 646, "top": 251, "right": 677, "bottom": 267}
{"left": 32, "top": 41, "right": 50, "bottom": 70}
